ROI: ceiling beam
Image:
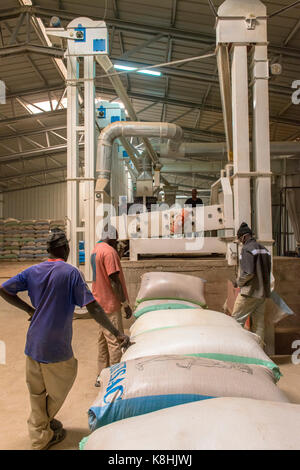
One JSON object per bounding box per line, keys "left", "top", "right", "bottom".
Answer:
{"left": 2, "top": 6, "right": 300, "bottom": 60}
{"left": 0, "top": 44, "right": 64, "bottom": 57}
{"left": 283, "top": 18, "right": 300, "bottom": 46}
{"left": 6, "top": 84, "right": 64, "bottom": 99}
{"left": 1, "top": 87, "right": 300, "bottom": 131}
{"left": 95, "top": 87, "right": 300, "bottom": 128}
{"left": 107, "top": 57, "right": 294, "bottom": 98}
{"left": 1, "top": 48, "right": 295, "bottom": 102}
{"left": 118, "top": 33, "right": 165, "bottom": 60}
{"left": 3, "top": 54, "right": 294, "bottom": 101}
{"left": 0, "top": 126, "right": 66, "bottom": 142}
{"left": 0, "top": 165, "right": 67, "bottom": 183}
{"left": 0, "top": 108, "right": 66, "bottom": 125}
{"left": 0, "top": 143, "right": 83, "bottom": 164}
{"left": 33, "top": 6, "right": 300, "bottom": 60}
{"left": 0, "top": 179, "right": 67, "bottom": 193}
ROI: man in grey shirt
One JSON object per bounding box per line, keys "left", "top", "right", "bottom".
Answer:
{"left": 232, "top": 222, "right": 271, "bottom": 343}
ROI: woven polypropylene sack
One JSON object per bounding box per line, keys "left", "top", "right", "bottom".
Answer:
{"left": 136, "top": 272, "right": 207, "bottom": 307}
{"left": 87, "top": 355, "right": 288, "bottom": 431}
{"left": 122, "top": 325, "right": 281, "bottom": 381}
{"left": 130, "top": 308, "right": 241, "bottom": 337}
{"left": 134, "top": 299, "right": 200, "bottom": 319}
{"left": 81, "top": 397, "right": 300, "bottom": 450}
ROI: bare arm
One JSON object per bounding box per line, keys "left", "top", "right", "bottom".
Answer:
{"left": 109, "top": 272, "right": 132, "bottom": 319}
{"left": 0, "top": 287, "right": 35, "bottom": 318}
{"left": 86, "top": 300, "right": 119, "bottom": 336}
{"left": 109, "top": 272, "right": 126, "bottom": 303}
{"left": 86, "top": 300, "right": 133, "bottom": 349}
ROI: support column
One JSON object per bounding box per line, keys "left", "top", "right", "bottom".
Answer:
{"left": 231, "top": 45, "right": 251, "bottom": 232}
{"left": 251, "top": 44, "right": 273, "bottom": 254}
{"left": 84, "top": 56, "right": 96, "bottom": 283}
{"left": 0, "top": 192, "right": 3, "bottom": 219}
{"left": 67, "top": 56, "right": 79, "bottom": 268}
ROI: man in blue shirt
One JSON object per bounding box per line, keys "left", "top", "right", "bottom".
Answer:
{"left": 0, "top": 230, "right": 131, "bottom": 450}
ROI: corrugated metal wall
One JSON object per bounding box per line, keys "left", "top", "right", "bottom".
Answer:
{"left": 2, "top": 159, "right": 130, "bottom": 221}
{"left": 3, "top": 183, "right": 67, "bottom": 220}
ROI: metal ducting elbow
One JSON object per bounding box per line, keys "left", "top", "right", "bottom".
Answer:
{"left": 96, "top": 121, "right": 183, "bottom": 185}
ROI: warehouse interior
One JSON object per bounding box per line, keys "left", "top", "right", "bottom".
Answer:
{"left": 1, "top": 0, "right": 300, "bottom": 451}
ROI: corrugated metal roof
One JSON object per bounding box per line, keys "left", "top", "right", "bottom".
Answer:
{"left": 0, "top": 0, "right": 299, "bottom": 190}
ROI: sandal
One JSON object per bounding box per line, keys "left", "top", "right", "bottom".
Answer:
{"left": 50, "top": 418, "right": 63, "bottom": 432}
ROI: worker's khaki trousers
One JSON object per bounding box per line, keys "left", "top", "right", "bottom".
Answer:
{"left": 97, "top": 311, "right": 124, "bottom": 376}
{"left": 26, "top": 355, "right": 78, "bottom": 450}
{"left": 232, "top": 293, "right": 266, "bottom": 342}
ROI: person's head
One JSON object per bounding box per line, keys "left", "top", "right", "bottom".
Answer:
{"left": 47, "top": 230, "right": 70, "bottom": 261}
{"left": 101, "top": 224, "right": 118, "bottom": 250}
{"left": 192, "top": 188, "right": 197, "bottom": 200}
{"left": 237, "top": 222, "right": 253, "bottom": 245}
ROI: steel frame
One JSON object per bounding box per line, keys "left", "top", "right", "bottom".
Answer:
{"left": 0, "top": 1, "right": 298, "bottom": 197}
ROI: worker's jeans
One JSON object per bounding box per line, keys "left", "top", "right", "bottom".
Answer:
{"left": 26, "top": 355, "right": 78, "bottom": 450}
{"left": 97, "top": 311, "right": 124, "bottom": 376}
{"left": 232, "top": 293, "right": 266, "bottom": 343}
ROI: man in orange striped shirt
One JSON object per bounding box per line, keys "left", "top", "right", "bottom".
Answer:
{"left": 91, "top": 226, "right": 132, "bottom": 387}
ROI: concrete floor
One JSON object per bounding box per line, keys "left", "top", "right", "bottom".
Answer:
{"left": 1, "top": 262, "right": 300, "bottom": 450}
{"left": 0, "top": 303, "right": 101, "bottom": 450}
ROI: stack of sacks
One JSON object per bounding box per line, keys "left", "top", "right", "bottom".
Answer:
{"left": 49, "top": 219, "right": 66, "bottom": 233}
{"left": 87, "top": 354, "right": 288, "bottom": 432}
{"left": 82, "top": 271, "right": 294, "bottom": 450}
{"left": 2, "top": 219, "right": 20, "bottom": 261}
{"left": 34, "top": 219, "right": 50, "bottom": 261}
{"left": 0, "top": 218, "right": 67, "bottom": 262}
{"left": 19, "top": 220, "right": 37, "bottom": 262}
{"left": 0, "top": 219, "right": 4, "bottom": 260}
{"left": 87, "top": 310, "right": 285, "bottom": 432}
{"left": 81, "top": 398, "right": 300, "bottom": 450}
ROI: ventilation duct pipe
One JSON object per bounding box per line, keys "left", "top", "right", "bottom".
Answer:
{"left": 136, "top": 151, "right": 154, "bottom": 197}
{"left": 96, "top": 121, "right": 183, "bottom": 183}
{"left": 160, "top": 141, "right": 300, "bottom": 161}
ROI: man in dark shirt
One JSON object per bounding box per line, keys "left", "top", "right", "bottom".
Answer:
{"left": 232, "top": 222, "right": 271, "bottom": 344}
{"left": 0, "top": 230, "right": 131, "bottom": 450}
{"left": 184, "top": 188, "right": 203, "bottom": 208}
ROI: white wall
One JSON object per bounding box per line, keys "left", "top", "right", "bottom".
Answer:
{"left": 3, "top": 183, "right": 67, "bottom": 220}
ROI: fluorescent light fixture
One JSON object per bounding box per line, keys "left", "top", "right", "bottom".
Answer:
{"left": 114, "top": 64, "right": 161, "bottom": 77}
{"left": 114, "top": 65, "right": 137, "bottom": 71}
{"left": 138, "top": 69, "right": 161, "bottom": 76}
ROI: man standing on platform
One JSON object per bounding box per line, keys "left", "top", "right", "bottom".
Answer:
{"left": 184, "top": 188, "right": 203, "bottom": 208}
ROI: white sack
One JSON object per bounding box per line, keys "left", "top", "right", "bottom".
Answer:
{"left": 81, "top": 397, "right": 300, "bottom": 450}
{"left": 88, "top": 355, "right": 288, "bottom": 431}
{"left": 134, "top": 299, "right": 200, "bottom": 318}
{"left": 130, "top": 309, "right": 241, "bottom": 337}
{"left": 136, "top": 272, "right": 206, "bottom": 307}
{"left": 122, "top": 325, "right": 281, "bottom": 381}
